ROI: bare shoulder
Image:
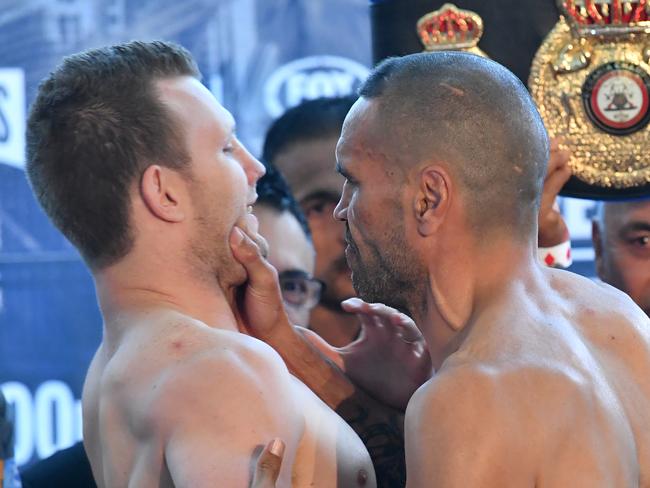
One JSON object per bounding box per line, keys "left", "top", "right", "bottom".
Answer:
{"left": 116, "top": 314, "right": 304, "bottom": 486}
{"left": 404, "top": 357, "right": 598, "bottom": 486}
{"left": 547, "top": 269, "right": 650, "bottom": 354}
{"left": 145, "top": 323, "right": 293, "bottom": 427}
{"left": 549, "top": 267, "right": 649, "bottom": 329}
{"left": 404, "top": 362, "right": 542, "bottom": 485}
{"left": 103, "top": 310, "right": 296, "bottom": 436}
{"left": 406, "top": 360, "right": 551, "bottom": 429}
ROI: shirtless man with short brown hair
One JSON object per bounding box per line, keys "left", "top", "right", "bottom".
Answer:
{"left": 26, "top": 40, "right": 375, "bottom": 487}
{"left": 328, "top": 50, "right": 650, "bottom": 486}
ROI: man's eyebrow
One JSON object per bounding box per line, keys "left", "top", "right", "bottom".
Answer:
{"left": 302, "top": 190, "right": 341, "bottom": 204}
{"left": 620, "top": 221, "right": 650, "bottom": 234}
{"left": 278, "top": 269, "right": 311, "bottom": 280}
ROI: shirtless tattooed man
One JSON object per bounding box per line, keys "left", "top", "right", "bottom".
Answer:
{"left": 26, "top": 41, "right": 375, "bottom": 487}
{"left": 240, "top": 52, "right": 650, "bottom": 486}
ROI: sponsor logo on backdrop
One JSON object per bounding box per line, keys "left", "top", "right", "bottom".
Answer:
{"left": 264, "top": 56, "right": 369, "bottom": 117}
{"left": 0, "top": 69, "right": 25, "bottom": 170}
{"left": 1, "top": 382, "right": 82, "bottom": 466}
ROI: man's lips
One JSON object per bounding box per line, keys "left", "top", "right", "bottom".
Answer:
{"left": 242, "top": 211, "right": 259, "bottom": 236}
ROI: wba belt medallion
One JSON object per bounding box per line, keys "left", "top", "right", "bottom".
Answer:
{"left": 530, "top": 0, "right": 650, "bottom": 199}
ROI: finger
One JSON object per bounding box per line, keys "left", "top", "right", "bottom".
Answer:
{"left": 342, "top": 298, "right": 400, "bottom": 319}
{"left": 340, "top": 297, "right": 368, "bottom": 313}
{"left": 547, "top": 137, "right": 569, "bottom": 174}
{"left": 230, "top": 227, "right": 280, "bottom": 295}
{"left": 540, "top": 161, "right": 571, "bottom": 210}
{"left": 251, "top": 438, "right": 285, "bottom": 488}
{"left": 549, "top": 137, "right": 563, "bottom": 153}
{"left": 393, "top": 316, "right": 423, "bottom": 343}
{"left": 369, "top": 302, "right": 401, "bottom": 317}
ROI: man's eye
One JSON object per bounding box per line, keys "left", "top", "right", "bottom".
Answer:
{"left": 631, "top": 235, "right": 650, "bottom": 247}
{"left": 305, "top": 202, "right": 327, "bottom": 215}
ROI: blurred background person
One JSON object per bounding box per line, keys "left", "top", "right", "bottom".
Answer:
{"left": 263, "top": 96, "right": 360, "bottom": 346}
{"left": 593, "top": 199, "right": 650, "bottom": 317}
{"left": 254, "top": 163, "right": 322, "bottom": 327}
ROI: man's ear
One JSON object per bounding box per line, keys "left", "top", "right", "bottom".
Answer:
{"left": 592, "top": 220, "right": 605, "bottom": 278}
{"left": 412, "top": 166, "right": 451, "bottom": 236}
{"left": 140, "top": 165, "right": 185, "bottom": 223}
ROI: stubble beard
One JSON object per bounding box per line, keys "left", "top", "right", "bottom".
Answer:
{"left": 187, "top": 197, "right": 244, "bottom": 289}
{"left": 346, "top": 225, "right": 421, "bottom": 314}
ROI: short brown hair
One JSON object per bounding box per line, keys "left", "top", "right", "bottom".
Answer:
{"left": 26, "top": 40, "right": 200, "bottom": 268}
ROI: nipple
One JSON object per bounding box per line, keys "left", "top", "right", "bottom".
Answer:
{"left": 357, "top": 468, "right": 368, "bottom": 486}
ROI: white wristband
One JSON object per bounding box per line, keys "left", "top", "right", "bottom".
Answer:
{"left": 538, "top": 240, "right": 572, "bottom": 269}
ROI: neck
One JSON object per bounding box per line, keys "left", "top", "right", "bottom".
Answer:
{"left": 309, "top": 304, "right": 360, "bottom": 347}
{"left": 410, "top": 233, "right": 539, "bottom": 370}
{"left": 94, "top": 249, "right": 240, "bottom": 344}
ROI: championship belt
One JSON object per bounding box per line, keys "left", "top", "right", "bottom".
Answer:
{"left": 530, "top": 0, "right": 650, "bottom": 199}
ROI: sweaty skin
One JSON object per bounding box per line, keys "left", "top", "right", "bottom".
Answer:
{"left": 81, "top": 76, "right": 375, "bottom": 488}
{"left": 83, "top": 310, "right": 374, "bottom": 487}
{"left": 332, "top": 79, "right": 650, "bottom": 486}
{"left": 404, "top": 269, "right": 650, "bottom": 487}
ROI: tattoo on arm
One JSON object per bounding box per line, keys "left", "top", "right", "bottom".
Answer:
{"left": 336, "top": 396, "right": 406, "bottom": 488}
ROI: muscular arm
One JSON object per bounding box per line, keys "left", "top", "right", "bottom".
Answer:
{"left": 404, "top": 368, "right": 534, "bottom": 487}
{"left": 156, "top": 350, "right": 302, "bottom": 487}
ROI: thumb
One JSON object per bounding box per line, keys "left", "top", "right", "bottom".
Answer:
{"left": 230, "top": 226, "right": 280, "bottom": 298}
{"left": 251, "top": 438, "right": 285, "bottom": 488}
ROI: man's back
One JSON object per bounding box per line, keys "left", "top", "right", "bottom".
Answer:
{"left": 83, "top": 309, "right": 375, "bottom": 487}
{"left": 406, "top": 269, "right": 650, "bottom": 487}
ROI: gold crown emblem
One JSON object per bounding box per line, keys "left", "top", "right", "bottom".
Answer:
{"left": 560, "top": 0, "right": 650, "bottom": 35}
{"left": 417, "top": 3, "right": 484, "bottom": 52}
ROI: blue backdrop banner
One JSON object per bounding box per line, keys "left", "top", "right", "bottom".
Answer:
{"left": 0, "top": 0, "right": 597, "bottom": 468}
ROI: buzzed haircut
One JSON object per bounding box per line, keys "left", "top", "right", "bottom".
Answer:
{"left": 358, "top": 52, "right": 549, "bottom": 236}
{"left": 256, "top": 162, "right": 311, "bottom": 240}
{"left": 26, "top": 40, "right": 200, "bottom": 269}
{"left": 262, "top": 95, "right": 356, "bottom": 165}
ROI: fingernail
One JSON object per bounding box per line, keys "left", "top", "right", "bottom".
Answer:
{"left": 269, "top": 438, "right": 285, "bottom": 457}
{"left": 230, "top": 227, "right": 245, "bottom": 246}
{"left": 342, "top": 297, "right": 361, "bottom": 306}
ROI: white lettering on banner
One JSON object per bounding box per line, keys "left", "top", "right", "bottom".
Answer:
{"left": 34, "top": 381, "right": 75, "bottom": 459}
{"left": 0, "top": 69, "right": 25, "bottom": 169}
{"left": 1, "top": 382, "right": 32, "bottom": 465}
{"left": 264, "top": 56, "right": 369, "bottom": 117}
{"left": 1, "top": 381, "right": 82, "bottom": 466}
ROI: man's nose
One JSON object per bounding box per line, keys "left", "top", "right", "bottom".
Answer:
{"left": 333, "top": 196, "right": 347, "bottom": 221}
{"left": 333, "top": 182, "right": 352, "bottom": 221}
{"left": 242, "top": 148, "right": 266, "bottom": 185}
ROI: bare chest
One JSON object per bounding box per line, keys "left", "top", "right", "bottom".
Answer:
{"left": 290, "top": 377, "right": 377, "bottom": 488}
